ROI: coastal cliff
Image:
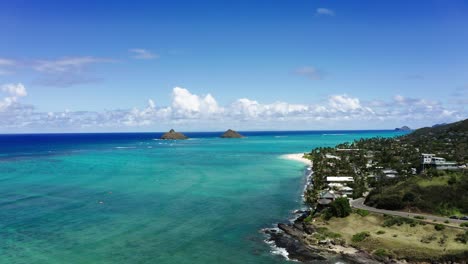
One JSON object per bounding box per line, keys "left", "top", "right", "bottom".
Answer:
{"left": 220, "top": 129, "right": 244, "bottom": 138}
{"left": 160, "top": 129, "right": 188, "bottom": 140}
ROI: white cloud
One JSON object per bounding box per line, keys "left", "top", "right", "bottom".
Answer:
{"left": 316, "top": 8, "right": 335, "bottom": 16}
{"left": 0, "top": 85, "right": 466, "bottom": 132}
{"left": 328, "top": 95, "right": 362, "bottom": 112}
{"left": 129, "top": 49, "right": 158, "bottom": 60}
{"left": 148, "top": 99, "right": 156, "bottom": 109}
{"left": 2, "top": 83, "right": 27, "bottom": 97}
{"left": 0, "top": 83, "right": 28, "bottom": 111}
{"left": 0, "top": 69, "right": 12, "bottom": 75}
{"left": 0, "top": 58, "right": 15, "bottom": 66}
{"left": 0, "top": 58, "right": 17, "bottom": 75}
{"left": 34, "top": 56, "right": 113, "bottom": 73}
{"left": 295, "top": 66, "right": 325, "bottom": 80}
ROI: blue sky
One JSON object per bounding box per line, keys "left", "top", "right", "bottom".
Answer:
{"left": 0, "top": 0, "right": 467, "bottom": 132}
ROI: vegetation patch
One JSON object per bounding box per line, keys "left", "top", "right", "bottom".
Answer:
{"left": 355, "top": 209, "right": 370, "bottom": 217}
{"left": 455, "top": 231, "right": 468, "bottom": 244}
{"left": 382, "top": 215, "right": 419, "bottom": 227}
{"left": 434, "top": 224, "right": 445, "bottom": 231}
{"left": 352, "top": 231, "right": 370, "bottom": 242}
{"left": 373, "top": 248, "right": 392, "bottom": 258}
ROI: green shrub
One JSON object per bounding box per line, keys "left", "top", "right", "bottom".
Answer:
{"left": 329, "top": 197, "right": 352, "bottom": 218}
{"left": 375, "top": 194, "right": 404, "bottom": 210}
{"left": 382, "top": 215, "right": 417, "bottom": 227}
{"left": 322, "top": 208, "right": 333, "bottom": 221}
{"left": 376, "top": 230, "right": 386, "bottom": 235}
{"left": 421, "top": 234, "right": 437, "bottom": 243}
{"left": 316, "top": 227, "right": 342, "bottom": 239}
{"left": 455, "top": 231, "right": 468, "bottom": 244}
{"left": 460, "top": 222, "right": 468, "bottom": 228}
{"left": 355, "top": 209, "right": 370, "bottom": 217}
{"left": 373, "top": 248, "right": 391, "bottom": 258}
{"left": 434, "top": 224, "right": 445, "bottom": 231}
{"left": 414, "top": 216, "right": 425, "bottom": 220}
{"left": 352, "top": 231, "right": 370, "bottom": 242}
{"left": 444, "top": 220, "right": 449, "bottom": 224}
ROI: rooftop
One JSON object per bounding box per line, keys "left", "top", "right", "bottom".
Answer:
{"left": 326, "top": 176, "right": 354, "bottom": 182}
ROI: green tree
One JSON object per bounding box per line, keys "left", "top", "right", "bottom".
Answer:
{"left": 329, "top": 197, "right": 352, "bottom": 218}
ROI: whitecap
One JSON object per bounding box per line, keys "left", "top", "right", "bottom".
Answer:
{"left": 264, "top": 239, "right": 291, "bottom": 261}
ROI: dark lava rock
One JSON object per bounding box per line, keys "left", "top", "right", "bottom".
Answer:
{"left": 160, "top": 129, "right": 188, "bottom": 140}
{"left": 220, "top": 129, "right": 244, "bottom": 138}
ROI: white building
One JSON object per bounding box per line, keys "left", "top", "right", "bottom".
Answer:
{"left": 421, "top": 153, "right": 435, "bottom": 164}
{"left": 326, "top": 176, "right": 354, "bottom": 183}
{"left": 420, "top": 154, "right": 458, "bottom": 170}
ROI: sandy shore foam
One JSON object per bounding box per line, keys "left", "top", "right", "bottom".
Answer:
{"left": 281, "top": 153, "right": 311, "bottom": 165}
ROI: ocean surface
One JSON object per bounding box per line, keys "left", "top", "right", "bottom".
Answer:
{"left": 0, "top": 130, "right": 405, "bottom": 264}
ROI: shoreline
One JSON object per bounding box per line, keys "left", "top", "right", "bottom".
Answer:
{"left": 280, "top": 153, "right": 311, "bottom": 165}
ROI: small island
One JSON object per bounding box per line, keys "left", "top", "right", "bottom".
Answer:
{"left": 395, "top": 125, "right": 411, "bottom": 131}
{"left": 220, "top": 129, "right": 244, "bottom": 138}
{"left": 160, "top": 129, "right": 188, "bottom": 140}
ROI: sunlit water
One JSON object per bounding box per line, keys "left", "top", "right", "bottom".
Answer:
{"left": 0, "top": 131, "right": 403, "bottom": 264}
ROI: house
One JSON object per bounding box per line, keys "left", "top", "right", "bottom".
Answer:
{"left": 341, "top": 186, "right": 353, "bottom": 197}
{"left": 325, "top": 154, "right": 341, "bottom": 160}
{"left": 421, "top": 153, "right": 435, "bottom": 164}
{"left": 317, "top": 190, "right": 337, "bottom": 205}
{"left": 381, "top": 169, "right": 398, "bottom": 178}
{"left": 326, "top": 176, "right": 354, "bottom": 183}
{"left": 420, "top": 154, "right": 458, "bottom": 170}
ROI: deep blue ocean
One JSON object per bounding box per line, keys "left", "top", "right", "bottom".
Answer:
{"left": 0, "top": 130, "right": 404, "bottom": 264}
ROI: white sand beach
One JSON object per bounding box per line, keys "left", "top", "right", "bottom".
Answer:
{"left": 281, "top": 153, "right": 311, "bottom": 165}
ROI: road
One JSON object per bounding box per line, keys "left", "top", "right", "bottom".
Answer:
{"left": 350, "top": 198, "right": 467, "bottom": 225}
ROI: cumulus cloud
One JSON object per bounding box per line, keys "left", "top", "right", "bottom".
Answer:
{"left": 328, "top": 95, "right": 362, "bottom": 112}
{"left": 295, "top": 66, "right": 325, "bottom": 80}
{"left": 171, "top": 87, "right": 222, "bottom": 118}
{"left": 316, "top": 8, "right": 335, "bottom": 16}
{"left": 0, "top": 83, "right": 28, "bottom": 111}
{"left": 0, "top": 85, "right": 466, "bottom": 132}
{"left": 2, "top": 83, "right": 27, "bottom": 97}
{"left": 129, "top": 49, "right": 158, "bottom": 60}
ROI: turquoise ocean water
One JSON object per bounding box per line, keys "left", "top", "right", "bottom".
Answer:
{"left": 0, "top": 131, "right": 403, "bottom": 264}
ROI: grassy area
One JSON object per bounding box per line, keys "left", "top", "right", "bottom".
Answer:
{"left": 313, "top": 212, "right": 468, "bottom": 261}
{"left": 416, "top": 175, "right": 455, "bottom": 188}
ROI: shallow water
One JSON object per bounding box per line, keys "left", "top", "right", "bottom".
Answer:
{"left": 0, "top": 131, "right": 404, "bottom": 264}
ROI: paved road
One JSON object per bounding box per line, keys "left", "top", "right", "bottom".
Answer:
{"left": 351, "top": 198, "right": 467, "bottom": 225}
